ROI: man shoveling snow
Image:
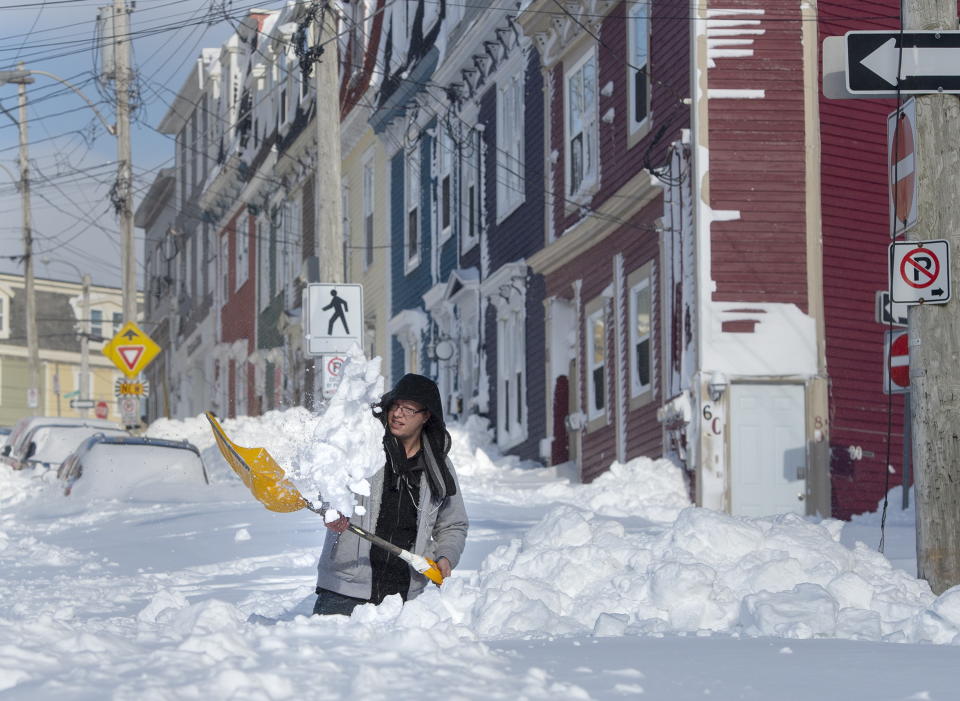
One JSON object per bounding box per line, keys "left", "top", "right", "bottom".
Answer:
{"left": 313, "top": 373, "right": 469, "bottom": 615}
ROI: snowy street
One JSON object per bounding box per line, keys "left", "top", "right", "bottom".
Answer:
{"left": 0, "top": 404, "right": 957, "bottom": 700}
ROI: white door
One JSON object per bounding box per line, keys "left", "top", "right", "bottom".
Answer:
{"left": 730, "top": 384, "right": 806, "bottom": 516}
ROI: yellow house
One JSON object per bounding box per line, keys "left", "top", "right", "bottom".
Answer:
{"left": 0, "top": 272, "right": 144, "bottom": 427}
{"left": 342, "top": 124, "right": 391, "bottom": 374}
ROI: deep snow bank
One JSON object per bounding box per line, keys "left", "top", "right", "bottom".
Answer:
{"left": 422, "top": 505, "right": 960, "bottom": 644}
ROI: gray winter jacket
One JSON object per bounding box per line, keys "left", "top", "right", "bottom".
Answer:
{"left": 315, "top": 436, "right": 468, "bottom": 601}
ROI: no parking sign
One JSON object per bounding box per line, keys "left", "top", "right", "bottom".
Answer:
{"left": 889, "top": 240, "right": 951, "bottom": 305}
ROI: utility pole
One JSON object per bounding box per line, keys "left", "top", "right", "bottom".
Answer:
{"left": 112, "top": 0, "right": 137, "bottom": 325}
{"left": 315, "top": 1, "right": 342, "bottom": 285}
{"left": 16, "top": 63, "right": 41, "bottom": 411}
{"left": 906, "top": 0, "right": 960, "bottom": 594}
{"left": 312, "top": 2, "right": 343, "bottom": 405}
{"left": 80, "top": 273, "right": 91, "bottom": 417}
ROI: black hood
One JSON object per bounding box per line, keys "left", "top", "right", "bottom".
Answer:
{"left": 379, "top": 373, "right": 444, "bottom": 429}
{"left": 377, "top": 373, "right": 456, "bottom": 499}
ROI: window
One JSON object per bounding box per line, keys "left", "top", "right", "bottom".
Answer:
{"left": 405, "top": 150, "right": 420, "bottom": 270}
{"left": 628, "top": 2, "right": 651, "bottom": 131}
{"left": 206, "top": 223, "right": 215, "bottom": 299}
{"left": 236, "top": 360, "right": 247, "bottom": 416}
{"left": 362, "top": 152, "right": 375, "bottom": 269}
{"left": 178, "top": 131, "right": 187, "bottom": 207}
{"left": 282, "top": 195, "right": 302, "bottom": 289}
{"left": 196, "top": 229, "right": 204, "bottom": 298}
{"left": 279, "top": 52, "right": 288, "bottom": 125}
{"left": 112, "top": 312, "right": 123, "bottom": 334}
{"left": 497, "top": 71, "right": 525, "bottom": 219}
{"left": 586, "top": 305, "right": 606, "bottom": 421}
{"left": 258, "top": 217, "right": 270, "bottom": 310}
{"left": 91, "top": 309, "right": 103, "bottom": 338}
{"left": 497, "top": 307, "right": 527, "bottom": 448}
{"left": 438, "top": 127, "right": 453, "bottom": 240}
{"left": 0, "top": 292, "right": 9, "bottom": 339}
{"left": 628, "top": 264, "right": 654, "bottom": 403}
{"left": 460, "top": 130, "right": 481, "bottom": 253}
{"left": 220, "top": 233, "right": 230, "bottom": 303}
{"left": 566, "top": 50, "right": 599, "bottom": 196}
{"left": 235, "top": 220, "right": 249, "bottom": 290}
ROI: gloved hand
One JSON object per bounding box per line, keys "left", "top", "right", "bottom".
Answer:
{"left": 325, "top": 514, "right": 350, "bottom": 533}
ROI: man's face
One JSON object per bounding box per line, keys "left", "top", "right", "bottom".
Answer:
{"left": 387, "top": 400, "right": 430, "bottom": 442}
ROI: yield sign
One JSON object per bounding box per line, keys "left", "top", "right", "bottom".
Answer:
{"left": 846, "top": 31, "right": 960, "bottom": 94}
{"left": 888, "top": 99, "right": 918, "bottom": 237}
{"left": 889, "top": 240, "right": 951, "bottom": 305}
{"left": 102, "top": 321, "right": 162, "bottom": 378}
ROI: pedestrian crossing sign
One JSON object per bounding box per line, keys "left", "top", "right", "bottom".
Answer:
{"left": 303, "top": 283, "right": 364, "bottom": 355}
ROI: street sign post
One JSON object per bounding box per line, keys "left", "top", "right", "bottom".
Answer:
{"left": 884, "top": 330, "right": 910, "bottom": 395}
{"left": 889, "top": 240, "right": 951, "bottom": 305}
{"left": 846, "top": 31, "right": 960, "bottom": 95}
{"left": 102, "top": 321, "right": 162, "bottom": 378}
{"left": 888, "top": 99, "right": 918, "bottom": 237}
{"left": 303, "top": 283, "right": 363, "bottom": 355}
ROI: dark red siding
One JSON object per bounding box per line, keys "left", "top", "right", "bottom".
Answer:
{"left": 220, "top": 212, "right": 257, "bottom": 417}
{"left": 819, "top": 1, "right": 905, "bottom": 519}
{"left": 708, "top": 0, "right": 808, "bottom": 309}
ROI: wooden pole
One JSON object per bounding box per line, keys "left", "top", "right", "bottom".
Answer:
{"left": 905, "top": 0, "right": 960, "bottom": 594}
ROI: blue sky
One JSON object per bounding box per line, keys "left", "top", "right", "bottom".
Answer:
{"left": 0, "top": 0, "right": 285, "bottom": 288}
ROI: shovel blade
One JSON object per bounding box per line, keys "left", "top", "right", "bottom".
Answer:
{"left": 205, "top": 412, "right": 307, "bottom": 513}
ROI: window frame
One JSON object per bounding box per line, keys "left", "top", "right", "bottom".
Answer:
{"left": 438, "top": 127, "right": 454, "bottom": 243}
{"left": 496, "top": 68, "right": 525, "bottom": 221}
{"left": 459, "top": 129, "right": 481, "bottom": 255}
{"left": 584, "top": 299, "right": 607, "bottom": 425}
{"left": 627, "top": 1, "right": 652, "bottom": 142}
{"left": 362, "top": 149, "right": 375, "bottom": 270}
{"left": 564, "top": 48, "right": 600, "bottom": 200}
{"left": 404, "top": 148, "right": 421, "bottom": 273}
{"left": 235, "top": 218, "right": 249, "bottom": 290}
{"left": 496, "top": 305, "right": 527, "bottom": 449}
{"left": 0, "top": 290, "right": 10, "bottom": 340}
{"left": 628, "top": 262, "right": 654, "bottom": 407}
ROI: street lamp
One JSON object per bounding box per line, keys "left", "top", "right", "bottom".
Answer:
{"left": 0, "top": 63, "right": 117, "bottom": 412}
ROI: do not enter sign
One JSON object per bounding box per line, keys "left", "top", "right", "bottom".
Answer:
{"left": 884, "top": 330, "right": 910, "bottom": 395}
{"left": 888, "top": 98, "right": 918, "bottom": 237}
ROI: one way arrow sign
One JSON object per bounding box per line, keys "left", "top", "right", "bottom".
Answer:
{"left": 847, "top": 31, "right": 960, "bottom": 94}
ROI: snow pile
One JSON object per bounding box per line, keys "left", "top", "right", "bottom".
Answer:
{"left": 148, "top": 348, "right": 386, "bottom": 517}
{"left": 851, "top": 486, "right": 916, "bottom": 527}
{"left": 288, "top": 347, "right": 386, "bottom": 517}
{"left": 425, "top": 506, "right": 960, "bottom": 644}
{"left": 449, "top": 415, "right": 690, "bottom": 522}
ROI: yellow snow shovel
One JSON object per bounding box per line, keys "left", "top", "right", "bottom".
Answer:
{"left": 205, "top": 412, "right": 444, "bottom": 585}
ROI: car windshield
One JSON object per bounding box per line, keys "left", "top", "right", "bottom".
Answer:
{"left": 30, "top": 426, "right": 128, "bottom": 466}
{"left": 68, "top": 443, "right": 207, "bottom": 500}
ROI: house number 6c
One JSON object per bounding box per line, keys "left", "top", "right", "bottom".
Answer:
{"left": 702, "top": 405, "right": 722, "bottom": 435}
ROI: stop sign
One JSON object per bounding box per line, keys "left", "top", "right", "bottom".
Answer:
{"left": 885, "top": 331, "right": 909, "bottom": 394}
{"left": 95, "top": 400, "right": 109, "bottom": 420}
{"left": 888, "top": 99, "right": 918, "bottom": 236}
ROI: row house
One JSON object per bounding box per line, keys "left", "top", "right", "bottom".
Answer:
{"left": 141, "top": 0, "right": 909, "bottom": 522}
{"left": 144, "top": 5, "right": 322, "bottom": 420}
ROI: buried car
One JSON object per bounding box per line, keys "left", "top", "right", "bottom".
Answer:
{"left": 1, "top": 417, "right": 128, "bottom": 471}
{"left": 58, "top": 434, "right": 209, "bottom": 498}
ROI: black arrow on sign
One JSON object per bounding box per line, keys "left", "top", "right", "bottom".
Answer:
{"left": 932, "top": 288, "right": 945, "bottom": 296}
{"left": 122, "top": 329, "right": 139, "bottom": 339}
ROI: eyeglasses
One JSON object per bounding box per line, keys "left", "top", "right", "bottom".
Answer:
{"left": 391, "top": 404, "right": 426, "bottom": 417}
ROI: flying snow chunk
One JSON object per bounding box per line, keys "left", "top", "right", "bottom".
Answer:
{"left": 288, "top": 346, "right": 386, "bottom": 517}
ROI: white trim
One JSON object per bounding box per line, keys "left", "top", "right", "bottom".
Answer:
{"left": 405, "top": 148, "right": 421, "bottom": 273}
{"left": 496, "top": 58, "right": 526, "bottom": 222}
{"left": 627, "top": 1, "right": 652, "bottom": 137}
{"left": 564, "top": 47, "right": 599, "bottom": 201}
{"left": 0, "top": 284, "right": 11, "bottom": 340}
{"left": 585, "top": 301, "right": 606, "bottom": 422}
{"left": 628, "top": 263, "right": 654, "bottom": 403}
{"left": 459, "top": 129, "right": 481, "bottom": 255}
{"left": 362, "top": 148, "right": 376, "bottom": 271}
